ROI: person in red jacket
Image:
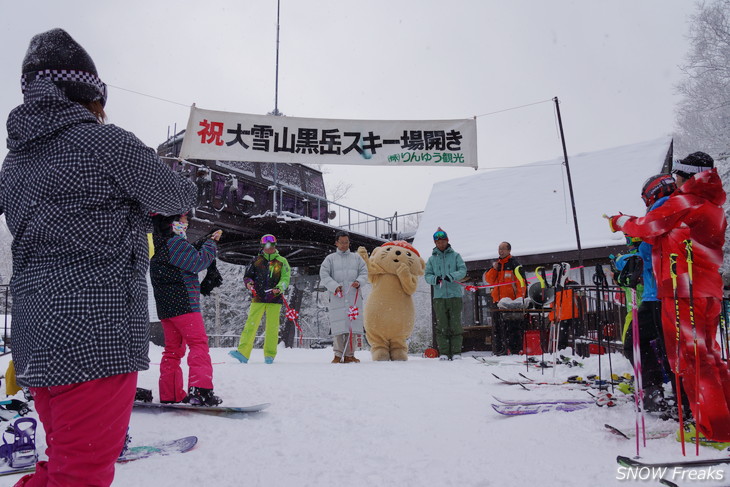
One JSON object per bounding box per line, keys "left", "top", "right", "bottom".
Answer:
{"left": 607, "top": 152, "right": 730, "bottom": 442}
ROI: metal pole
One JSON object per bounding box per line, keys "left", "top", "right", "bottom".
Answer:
{"left": 553, "top": 97, "right": 585, "bottom": 285}
{"left": 215, "top": 291, "right": 221, "bottom": 348}
{"left": 273, "top": 0, "right": 282, "bottom": 117}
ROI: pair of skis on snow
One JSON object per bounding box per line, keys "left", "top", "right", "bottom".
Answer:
{"left": 491, "top": 395, "right": 593, "bottom": 416}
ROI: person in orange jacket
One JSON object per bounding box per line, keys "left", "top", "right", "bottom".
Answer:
{"left": 484, "top": 242, "right": 525, "bottom": 354}
{"left": 484, "top": 242, "right": 525, "bottom": 304}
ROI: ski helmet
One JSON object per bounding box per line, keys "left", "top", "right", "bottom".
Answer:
{"left": 641, "top": 174, "right": 676, "bottom": 207}
{"left": 260, "top": 234, "right": 277, "bottom": 248}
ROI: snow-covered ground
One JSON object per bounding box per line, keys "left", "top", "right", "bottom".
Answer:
{"left": 1, "top": 347, "right": 729, "bottom": 487}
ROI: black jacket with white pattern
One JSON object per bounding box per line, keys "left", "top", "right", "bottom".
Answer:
{"left": 0, "top": 79, "right": 197, "bottom": 387}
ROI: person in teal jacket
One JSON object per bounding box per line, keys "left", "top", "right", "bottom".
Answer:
{"left": 424, "top": 228, "right": 467, "bottom": 360}
{"left": 229, "top": 234, "right": 291, "bottom": 364}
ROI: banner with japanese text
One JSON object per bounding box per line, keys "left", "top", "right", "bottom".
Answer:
{"left": 179, "top": 105, "right": 478, "bottom": 168}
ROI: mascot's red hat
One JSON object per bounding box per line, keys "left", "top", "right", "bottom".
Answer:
{"left": 381, "top": 240, "right": 420, "bottom": 258}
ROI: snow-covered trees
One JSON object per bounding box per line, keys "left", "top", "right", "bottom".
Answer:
{"left": 674, "top": 1, "right": 730, "bottom": 280}
{"left": 674, "top": 0, "right": 730, "bottom": 158}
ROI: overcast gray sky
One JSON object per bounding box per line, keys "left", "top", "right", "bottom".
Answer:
{"left": 1, "top": 0, "right": 696, "bottom": 218}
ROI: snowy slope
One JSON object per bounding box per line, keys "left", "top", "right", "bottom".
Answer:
{"left": 1, "top": 346, "right": 728, "bottom": 487}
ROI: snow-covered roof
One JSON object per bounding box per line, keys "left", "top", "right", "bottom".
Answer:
{"left": 412, "top": 137, "right": 672, "bottom": 263}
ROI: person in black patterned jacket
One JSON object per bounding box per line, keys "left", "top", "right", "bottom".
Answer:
{"left": 0, "top": 29, "right": 196, "bottom": 487}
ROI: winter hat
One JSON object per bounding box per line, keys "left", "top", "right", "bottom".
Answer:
{"left": 382, "top": 240, "right": 420, "bottom": 257}
{"left": 672, "top": 152, "right": 714, "bottom": 179}
{"left": 21, "top": 28, "right": 107, "bottom": 107}
{"left": 432, "top": 227, "right": 448, "bottom": 241}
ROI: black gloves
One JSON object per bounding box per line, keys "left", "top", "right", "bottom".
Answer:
{"left": 435, "top": 275, "right": 451, "bottom": 285}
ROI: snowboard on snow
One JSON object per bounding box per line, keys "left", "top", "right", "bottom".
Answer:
{"left": 133, "top": 401, "right": 271, "bottom": 414}
{"left": 491, "top": 402, "right": 590, "bottom": 416}
{"left": 0, "top": 436, "right": 198, "bottom": 477}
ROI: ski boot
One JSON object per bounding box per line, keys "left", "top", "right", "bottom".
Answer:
{"left": 135, "top": 387, "right": 153, "bottom": 403}
{"left": 676, "top": 423, "right": 730, "bottom": 451}
{"left": 643, "top": 385, "right": 669, "bottom": 413}
{"left": 0, "top": 417, "right": 38, "bottom": 468}
{"left": 228, "top": 350, "right": 248, "bottom": 363}
{"left": 185, "top": 387, "right": 222, "bottom": 407}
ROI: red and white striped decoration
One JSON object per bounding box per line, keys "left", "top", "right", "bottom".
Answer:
{"left": 347, "top": 306, "right": 359, "bottom": 321}
{"left": 285, "top": 308, "right": 299, "bottom": 321}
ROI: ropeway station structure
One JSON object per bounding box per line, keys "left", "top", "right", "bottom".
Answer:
{"left": 156, "top": 131, "right": 422, "bottom": 271}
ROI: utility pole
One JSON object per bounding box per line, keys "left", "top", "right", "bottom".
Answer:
{"left": 553, "top": 97, "right": 584, "bottom": 285}
{"left": 271, "top": 0, "right": 283, "bottom": 117}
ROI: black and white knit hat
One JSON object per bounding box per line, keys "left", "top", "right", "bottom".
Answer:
{"left": 21, "top": 28, "right": 107, "bottom": 107}
{"left": 672, "top": 151, "right": 714, "bottom": 178}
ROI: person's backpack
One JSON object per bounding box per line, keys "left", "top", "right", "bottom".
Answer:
{"left": 617, "top": 254, "right": 643, "bottom": 289}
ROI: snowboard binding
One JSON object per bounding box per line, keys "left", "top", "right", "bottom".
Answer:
{"left": 0, "top": 417, "right": 38, "bottom": 468}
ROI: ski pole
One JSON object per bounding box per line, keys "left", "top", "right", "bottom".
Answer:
{"left": 720, "top": 300, "right": 727, "bottom": 362}
{"left": 593, "top": 266, "right": 603, "bottom": 389}
{"left": 551, "top": 264, "right": 564, "bottom": 376}
{"left": 631, "top": 287, "right": 647, "bottom": 453}
{"left": 684, "top": 239, "right": 700, "bottom": 456}
{"left": 515, "top": 265, "right": 529, "bottom": 373}
{"left": 535, "top": 266, "right": 548, "bottom": 368}
{"left": 670, "top": 253, "right": 686, "bottom": 456}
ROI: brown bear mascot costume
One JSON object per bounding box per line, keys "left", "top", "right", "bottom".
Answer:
{"left": 357, "top": 241, "right": 425, "bottom": 360}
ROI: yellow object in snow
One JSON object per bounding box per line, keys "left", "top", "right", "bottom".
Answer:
{"left": 5, "top": 360, "right": 21, "bottom": 396}
{"left": 148, "top": 233, "right": 155, "bottom": 259}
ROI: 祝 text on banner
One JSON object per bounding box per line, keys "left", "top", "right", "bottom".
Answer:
{"left": 179, "top": 106, "right": 478, "bottom": 168}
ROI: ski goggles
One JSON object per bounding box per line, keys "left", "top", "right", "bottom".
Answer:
{"left": 433, "top": 230, "right": 448, "bottom": 241}
{"left": 22, "top": 69, "right": 108, "bottom": 107}
{"left": 260, "top": 234, "right": 277, "bottom": 245}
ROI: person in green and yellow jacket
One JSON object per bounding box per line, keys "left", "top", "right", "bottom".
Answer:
{"left": 424, "top": 228, "right": 467, "bottom": 360}
{"left": 229, "top": 234, "right": 291, "bottom": 364}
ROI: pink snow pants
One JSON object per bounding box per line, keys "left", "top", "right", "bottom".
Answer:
{"left": 159, "top": 312, "right": 214, "bottom": 402}
{"left": 14, "top": 372, "right": 137, "bottom": 487}
{"left": 661, "top": 297, "right": 730, "bottom": 441}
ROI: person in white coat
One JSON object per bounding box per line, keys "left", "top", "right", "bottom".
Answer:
{"left": 319, "top": 231, "right": 368, "bottom": 363}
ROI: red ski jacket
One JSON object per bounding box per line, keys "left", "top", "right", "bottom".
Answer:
{"left": 614, "top": 169, "right": 726, "bottom": 299}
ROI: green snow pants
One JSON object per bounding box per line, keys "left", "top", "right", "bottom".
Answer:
{"left": 237, "top": 302, "right": 282, "bottom": 359}
{"left": 433, "top": 297, "right": 463, "bottom": 358}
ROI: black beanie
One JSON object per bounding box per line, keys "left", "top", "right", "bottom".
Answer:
{"left": 151, "top": 214, "right": 182, "bottom": 238}
{"left": 21, "top": 29, "right": 107, "bottom": 107}
{"left": 672, "top": 151, "right": 714, "bottom": 178}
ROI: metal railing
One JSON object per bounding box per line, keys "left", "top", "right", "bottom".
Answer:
{"left": 271, "top": 182, "right": 422, "bottom": 240}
